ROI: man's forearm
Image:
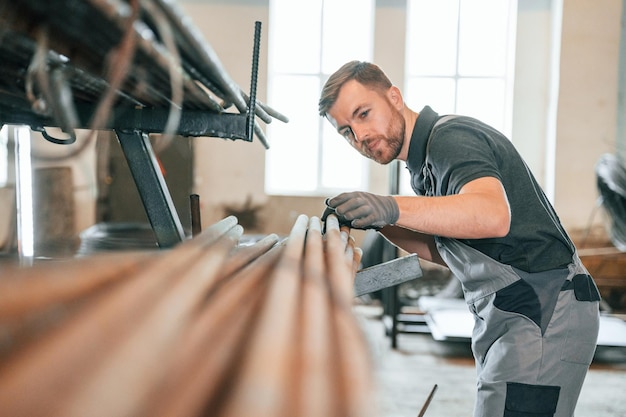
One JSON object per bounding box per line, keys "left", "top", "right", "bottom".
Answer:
{"left": 393, "top": 177, "right": 511, "bottom": 239}
{"left": 379, "top": 226, "right": 446, "bottom": 266}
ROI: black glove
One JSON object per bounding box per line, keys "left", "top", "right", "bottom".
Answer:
{"left": 322, "top": 192, "right": 399, "bottom": 230}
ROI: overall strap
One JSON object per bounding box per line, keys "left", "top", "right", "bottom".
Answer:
{"left": 422, "top": 115, "right": 458, "bottom": 197}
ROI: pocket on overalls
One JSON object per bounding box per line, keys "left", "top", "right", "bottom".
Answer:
{"left": 504, "top": 382, "right": 560, "bottom": 417}
{"left": 559, "top": 275, "right": 600, "bottom": 365}
{"left": 493, "top": 280, "right": 541, "bottom": 328}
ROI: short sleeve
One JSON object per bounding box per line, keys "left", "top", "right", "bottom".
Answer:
{"left": 427, "top": 124, "right": 503, "bottom": 196}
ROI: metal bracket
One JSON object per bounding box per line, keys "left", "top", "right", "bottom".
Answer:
{"left": 115, "top": 129, "right": 185, "bottom": 248}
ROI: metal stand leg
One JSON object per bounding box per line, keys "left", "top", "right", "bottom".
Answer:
{"left": 381, "top": 239, "right": 400, "bottom": 349}
{"left": 115, "top": 130, "right": 185, "bottom": 248}
{"left": 382, "top": 285, "right": 400, "bottom": 349}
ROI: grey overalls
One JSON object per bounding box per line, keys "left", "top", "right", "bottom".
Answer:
{"left": 424, "top": 119, "right": 601, "bottom": 417}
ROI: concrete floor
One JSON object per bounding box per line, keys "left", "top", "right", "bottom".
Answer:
{"left": 355, "top": 306, "right": 626, "bottom": 417}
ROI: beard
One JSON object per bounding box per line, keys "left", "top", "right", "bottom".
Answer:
{"left": 362, "top": 108, "right": 405, "bottom": 164}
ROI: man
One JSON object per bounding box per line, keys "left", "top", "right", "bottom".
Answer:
{"left": 319, "top": 61, "right": 600, "bottom": 417}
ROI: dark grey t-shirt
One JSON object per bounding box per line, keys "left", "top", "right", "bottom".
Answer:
{"left": 406, "top": 106, "right": 573, "bottom": 273}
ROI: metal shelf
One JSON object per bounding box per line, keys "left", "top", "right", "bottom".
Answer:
{"left": 0, "top": 0, "right": 287, "bottom": 248}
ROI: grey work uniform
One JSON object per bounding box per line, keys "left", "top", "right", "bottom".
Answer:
{"left": 406, "top": 106, "right": 600, "bottom": 417}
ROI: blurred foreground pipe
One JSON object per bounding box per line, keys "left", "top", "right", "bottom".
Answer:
{"left": 59, "top": 227, "right": 243, "bottom": 417}
{"left": 0, "top": 216, "right": 240, "bottom": 417}
{"left": 217, "top": 214, "right": 309, "bottom": 417}
{"left": 0, "top": 251, "right": 157, "bottom": 360}
{"left": 0, "top": 214, "right": 375, "bottom": 417}
{"left": 149, "top": 239, "right": 285, "bottom": 417}
{"left": 295, "top": 216, "right": 340, "bottom": 417}
{"left": 0, "top": 251, "right": 156, "bottom": 321}
{"left": 325, "top": 216, "right": 372, "bottom": 417}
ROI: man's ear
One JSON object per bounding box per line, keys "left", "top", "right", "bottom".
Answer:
{"left": 388, "top": 86, "right": 404, "bottom": 110}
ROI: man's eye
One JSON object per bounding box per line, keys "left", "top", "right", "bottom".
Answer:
{"left": 342, "top": 128, "right": 355, "bottom": 141}
{"left": 360, "top": 110, "right": 369, "bottom": 119}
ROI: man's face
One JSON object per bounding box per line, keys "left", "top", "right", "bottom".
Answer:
{"left": 326, "top": 79, "right": 405, "bottom": 164}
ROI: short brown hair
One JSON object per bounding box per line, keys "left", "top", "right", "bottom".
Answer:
{"left": 318, "top": 61, "right": 393, "bottom": 117}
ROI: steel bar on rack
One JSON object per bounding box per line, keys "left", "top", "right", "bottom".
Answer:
{"left": 146, "top": 240, "right": 286, "bottom": 417}
{"left": 241, "top": 91, "right": 289, "bottom": 123}
{"left": 0, "top": 214, "right": 376, "bottom": 417}
{"left": 0, "top": 1, "right": 285, "bottom": 148}
{"left": 85, "top": 0, "right": 226, "bottom": 112}
{"left": 0, "top": 32, "right": 141, "bottom": 109}
{"left": 0, "top": 251, "right": 156, "bottom": 322}
{"left": 151, "top": 1, "right": 281, "bottom": 148}
{"left": 0, "top": 0, "right": 224, "bottom": 112}
{"left": 294, "top": 216, "right": 340, "bottom": 417}
{"left": 57, "top": 226, "right": 243, "bottom": 417}
{"left": 0, "top": 251, "right": 157, "bottom": 361}
{"left": 324, "top": 214, "right": 362, "bottom": 302}
{"left": 216, "top": 214, "right": 309, "bottom": 417}
{"left": 324, "top": 214, "right": 373, "bottom": 417}
{"left": 246, "top": 21, "right": 261, "bottom": 143}
{"left": 0, "top": 216, "right": 240, "bottom": 417}
{"left": 220, "top": 233, "right": 281, "bottom": 279}
{"left": 151, "top": 0, "right": 248, "bottom": 112}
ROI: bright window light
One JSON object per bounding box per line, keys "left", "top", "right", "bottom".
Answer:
{"left": 15, "top": 125, "right": 34, "bottom": 258}
{"left": 265, "top": 0, "right": 374, "bottom": 196}
{"left": 400, "top": 0, "right": 518, "bottom": 195}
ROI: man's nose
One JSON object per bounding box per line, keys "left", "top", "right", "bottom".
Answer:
{"left": 352, "top": 126, "right": 367, "bottom": 143}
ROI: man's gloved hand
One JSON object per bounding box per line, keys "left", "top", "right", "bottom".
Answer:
{"left": 321, "top": 192, "right": 399, "bottom": 230}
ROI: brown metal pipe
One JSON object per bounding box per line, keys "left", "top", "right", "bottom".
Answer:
{"left": 0, "top": 216, "right": 241, "bottom": 417}
{"left": 219, "top": 233, "right": 280, "bottom": 279}
{"left": 293, "top": 216, "right": 341, "bottom": 417}
{"left": 0, "top": 214, "right": 376, "bottom": 417}
{"left": 323, "top": 214, "right": 375, "bottom": 417}
{"left": 215, "top": 214, "right": 309, "bottom": 417}
{"left": 0, "top": 251, "right": 156, "bottom": 322}
{"left": 147, "top": 242, "right": 285, "bottom": 417}
{"left": 57, "top": 229, "right": 242, "bottom": 417}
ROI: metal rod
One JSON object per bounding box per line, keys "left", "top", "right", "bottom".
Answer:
{"left": 190, "top": 193, "right": 202, "bottom": 237}
{"left": 0, "top": 251, "right": 155, "bottom": 322}
{"left": 216, "top": 215, "right": 308, "bottom": 417}
{"left": 219, "top": 233, "right": 280, "bottom": 279}
{"left": 0, "top": 214, "right": 376, "bottom": 417}
{"left": 59, "top": 230, "right": 241, "bottom": 417}
{"left": 417, "top": 384, "right": 438, "bottom": 417}
{"left": 295, "top": 216, "right": 339, "bottom": 416}
{"left": 0, "top": 251, "right": 156, "bottom": 360}
{"left": 147, "top": 243, "right": 285, "bottom": 417}
{"left": 0, "top": 216, "right": 239, "bottom": 417}
{"left": 323, "top": 214, "right": 372, "bottom": 417}
{"left": 247, "top": 21, "right": 261, "bottom": 143}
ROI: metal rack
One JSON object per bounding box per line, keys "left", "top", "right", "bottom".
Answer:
{"left": 0, "top": 0, "right": 287, "bottom": 248}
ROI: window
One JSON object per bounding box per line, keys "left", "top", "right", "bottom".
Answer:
{"left": 400, "top": 0, "right": 518, "bottom": 194}
{"left": 264, "top": 0, "right": 374, "bottom": 195}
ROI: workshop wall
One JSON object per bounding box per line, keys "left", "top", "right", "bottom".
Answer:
{"left": 555, "top": 0, "right": 622, "bottom": 235}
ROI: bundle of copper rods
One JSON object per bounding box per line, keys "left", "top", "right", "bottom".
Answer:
{"left": 0, "top": 214, "right": 376, "bottom": 417}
